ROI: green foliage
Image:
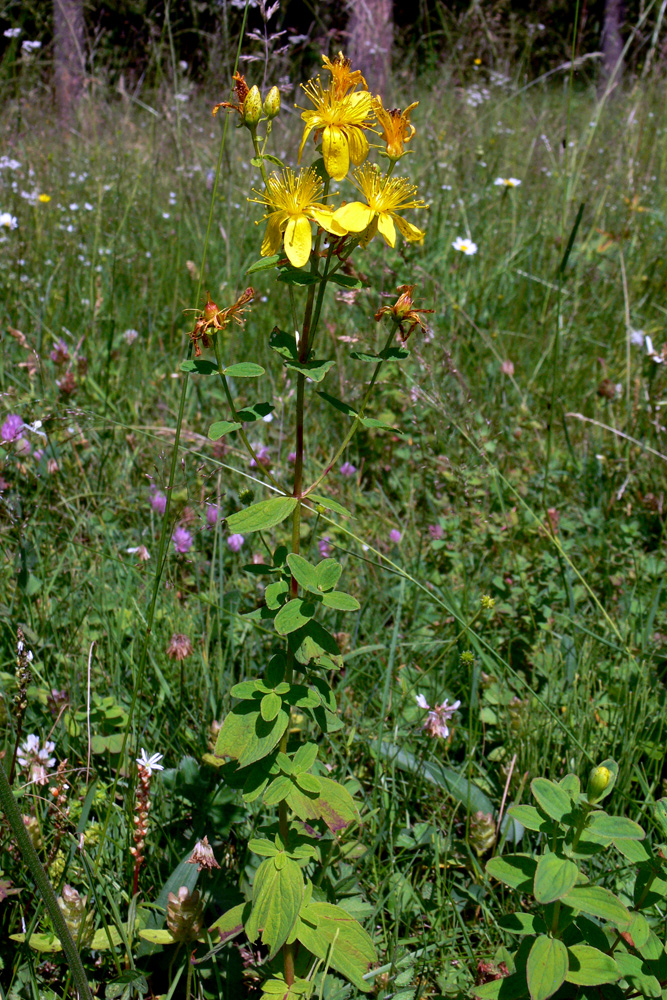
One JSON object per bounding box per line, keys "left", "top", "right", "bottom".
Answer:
{"left": 481, "top": 760, "right": 667, "bottom": 1000}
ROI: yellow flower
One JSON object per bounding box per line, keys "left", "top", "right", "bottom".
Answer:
{"left": 321, "top": 51, "right": 367, "bottom": 98}
{"left": 250, "top": 168, "right": 348, "bottom": 268}
{"left": 298, "top": 79, "right": 374, "bottom": 182}
{"left": 333, "top": 165, "right": 427, "bottom": 248}
{"left": 372, "top": 96, "right": 418, "bottom": 160}
{"left": 38, "top": 193, "right": 51, "bottom": 203}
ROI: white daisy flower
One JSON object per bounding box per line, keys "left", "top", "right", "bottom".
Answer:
{"left": 452, "top": 236, "right": 478, "bottom": 256}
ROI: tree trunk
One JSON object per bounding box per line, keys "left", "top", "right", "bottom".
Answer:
{"left": 600, "top": 0, "right": 624, "bottom": 91}
{"left": 347, "top": 0, "right": 393, "bottom": 96}
{"left": 54, "top": 0, "right": 86, "bottom": 122}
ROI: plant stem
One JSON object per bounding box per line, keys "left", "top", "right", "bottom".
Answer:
{"left": 0, "top": 759, "right": 94, "bottom": 1000}
{"left": 212, "top": 332, "right": 285, "bottom": 493}
{"left": 304, "top": 324, "right": 399, "bottom": 497}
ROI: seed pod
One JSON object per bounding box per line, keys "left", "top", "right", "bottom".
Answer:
{"left": 263, "top": 86, "right": 281, "bottom": 119}
{"left": 243, "top": 86, "right": 262, "bottom": 126}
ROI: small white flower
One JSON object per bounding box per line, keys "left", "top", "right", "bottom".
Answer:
{"left": 452, "top": 236, "right": 478, "bottom": 256}
{"left": 415, "top": 693, "right": 430, "bottom": 709}
{"left": 136, "top": 748, "right": 164, "bottom": 775}
{"left": 21, "top": 39, "right": 41, "bottom": 53}
{"left": 0, "top": 212, "right": 18, "bottom": 230}
{"left": 123, "top": 328, "right": 139, "bottom": 344}
{"left": 629, "top": 328, "right": 644, "bottom": 346}
{"left": 4, "top": 27, "right": 22, "bottom": 39}
{"left": 645, "top": 335, "right": 664, "bottom": 363}
{"left": 494, "top": 177, "right": 521, "bottom": 188}
{"left": 25, "top": 420, "right": 46, "bottom": 438}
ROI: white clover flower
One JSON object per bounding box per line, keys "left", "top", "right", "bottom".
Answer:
{"left": 17, "top": 735, "right": 56, "bottom": 784}
{"left": 452, "top": 236, "right": 478, "bottom": 256}
{"left": 415, "top": 693, "right": 430, "bottom": 709}
{"left": 494, "top": 177, "right": 521, "bottom": 188}
{"left": 0, "top": 212, "right": 18, "bottom": 230}
{"left": 123, "top": 328, "right": 139, "bottom": 344}
{"left": 136, "top": 748, "right": 164, "bottom": 775}
{"left": 629, "top": 328, "right": 645, "bottom": 346}
{"left": 0, "top": 156, "right": 21, "bottom": 170}
{"left": 4, "top": 27, "right": 22, "bottom": 39}
{"left": 21, "top": 39, "right": 41, "bottom": 53}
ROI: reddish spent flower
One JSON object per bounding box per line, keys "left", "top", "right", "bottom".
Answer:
{"left": 167, "top": 633, "right": 193, "bottom": 661}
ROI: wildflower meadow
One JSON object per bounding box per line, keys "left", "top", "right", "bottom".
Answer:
{"left": 3, "top": 4, "right": 667, "bottom": 1000}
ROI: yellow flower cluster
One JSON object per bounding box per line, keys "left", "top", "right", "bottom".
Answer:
{"left": 228, "top": 52, "right": 428, "bottom": 268}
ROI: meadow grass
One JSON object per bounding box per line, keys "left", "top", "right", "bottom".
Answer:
{"left": 1, "top": 56, "right": 667, "bottom": 998}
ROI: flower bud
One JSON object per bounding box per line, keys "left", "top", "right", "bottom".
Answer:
{"left": 587, "top": 765, "right": 611, "bottom": 803}
{"left": 58, "top": 885, "right": 94, "bottom": 946}
{"left": 203, "top": 296, "right": 219, "bottom": 321}
{"left": 243, "top": 86, "right": 262, "bottom": 127}
{"left": 263, "top": 86, "right": 281, "bottom": 119}
{"left": 167, "top": 886, "right": 203, "bottom": 941}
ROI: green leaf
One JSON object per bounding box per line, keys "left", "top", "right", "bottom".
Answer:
{"left": 558, "top": 774, "right": 581, "bottom": 797}
{"left": 181, "top": 359, "right": 219, "bottom": 375}
{"left": 91, "top": 927, "right": 123, "bottom": 950}
{"left": 275, "top": 598, "right": 318, "bottom": 635}
{"left": 527, "top": 935, "right": 568, "bottom": 1000}
{"left": 615, "top": 952, "right": 662, "bottom": 998}
{"left": 486, "top": 854, "right": 538, "bottom": 892}
{"left": 236, "top": 401, "right": 275, "bottom": 422}
{"left": 261, "top": 691, "right": 282, "bottom": 722}
{"left": 284, "top": 358, "right": 336, "bottom": 383}
{"left": 565, "top": 945, "right": 620, "bottom": 986}
{"left": 214, "top": 701, "right": 289, "bottom": 767}
{"left": 208, "top": 420, "right": 241, "bottom": 439}
{"left": 263, "top": 775, "right": 293, "bottom": 806}
{"left": 265, "top": 580, "right": 289, "bottom": 610}
{"left": 292, "top": 742, "right": 318, "bottom": 773}
{"left": 306, "top": 495, "right": 352, "bottom": 518}
{"left": 296, "top": 772, "right": 321, "bottom": 795}
{"left": 287, "top": 774, "right": 360, "bottom": 832}
{"left": 498, "top": 913, "right": 547, "bottom": 936}
{"left": 278, "top": 268, "right": 321, "bottom": 285}
{"left": 138, "top": 928, "right": 176, "bottom": 945}
{"left": 223, "top": 362, "right": 265, "bottom": 378}
{"left": 245, "top": 856, "right": 304, "bottom": 959}
{"left": 314, "top": 558, "right": 343, "bottom": 591}
{"left": 474, "top": 975, "right": 527, "bottom": 999}
{"left": 251, "top": 154, "right": 285, "bottom": 168}
{"left": 350, "top": 346, "right": 410, "bottom": 362}
{"left": 296, "top": 902, "right": 377, "bottom": 992}
{"left": 269, "top": 326, "right": 298, "bottom": 359}
{"left": 287, "top": 553, "right": 320, "bottom": 593}
{"left": 621, "top": 911, "right": 650, "bottom": 948}
{"left": 533, "top": 854, "right": 579, "bottom": 904}
{"left": 614, "top": 838, "right": 651, "bottom": 863}
{"left": 587, "top": 813, "right": 645, "bottom": 841}
{"left": 9, "top": 932, "right": 62, "bottom": 953}
{"left": 560, "top": 885, "right": 631, "bottom": 927}
{"left": 321, "top": 591, "right": 360, "bottom": 611}
{"left": 531, "top": 777, "right": 574, "bottom": 822}
{"left": 508, "top": 805, "right": 551, "bottom": 832}
{"left": 246, "top": 254, "right": 282, "bottom": 274}
{"left": 105, "top": 971, "right": 148, "bottom": 999}
{"left": 226, "top": 497, "right": 298, "bottom": 534}
{"left": 317, "top": 391, "right": 357, "bottom": 416}
{"left": 328, "top": 273, "right": 363, "bottom": 289}
{"left": 360, "top": 417, "right": 398, "bottom": 432}
{"left": 655, "top": 798, "right": 667, "bottom": 838}
{"left": 248, "top": 838, "right": 279, "bottom": 856}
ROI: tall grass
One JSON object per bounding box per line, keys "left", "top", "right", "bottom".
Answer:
{"left": 1, "top": 48, "right": 667, "bottom": 996}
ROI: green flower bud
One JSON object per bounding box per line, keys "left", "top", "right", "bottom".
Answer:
{"left": 587, "top": 765, "right": 611, "bottom": 803}
{"left": 243, "top": 85, "right": 262, "bottom": 127}
{"left": 263, "top": 86, "right": 281, "bottom": 119}
{"left": 239, "top": 487, "right": 255, "bottom": 505}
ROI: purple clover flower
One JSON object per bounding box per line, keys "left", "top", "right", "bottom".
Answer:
{"left": 428, "top": 524, "right": 444, "bottom": 540}
{"left": 150, "top": 490, "right": 167, "bottom": 515}
{"left": 1, "top": 413, "right": 24, "bottom": 442}
{"left": 318, "top": 536, "right": 332, "bottom": 558}
{"left": 340, "top": 461, "right": 356, "bottom": 477}
{"left": 206, "top": 504, "right": 220, "bottom": 527}
{"left": 226, "top": 533, "right": 245, "bottom": 552}
{"left": 172, "top": 526, "right": 193, "bottom": 554}
{"left": 389, "top": 529, "right": 402, "bottom": 544}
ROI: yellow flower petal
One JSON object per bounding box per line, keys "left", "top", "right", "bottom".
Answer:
{"left": 346, "top": 127, "right": 369, "bottom": 167}
{"left": 377, "top": 212, "right": 396, "bottom": 247}
{"left": 284, "top": 214, "right": 313, "bottom": 268}
{"left": 297, "top": 120, "right": 314, "bottom": 163}
{"left": 322, "top": 126, "right": 349, "bottom": 181}
{"left": 333, "top": 201, "right": 375, "bottom": 233}
{"left": 310, "top": 207, "right": 348, "bottom": 236}
{"left": 393, "top": 214, "right": 426, "bottom": 243}
{"left": 261, "top": 212, "right": 284, "bottom": 257}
